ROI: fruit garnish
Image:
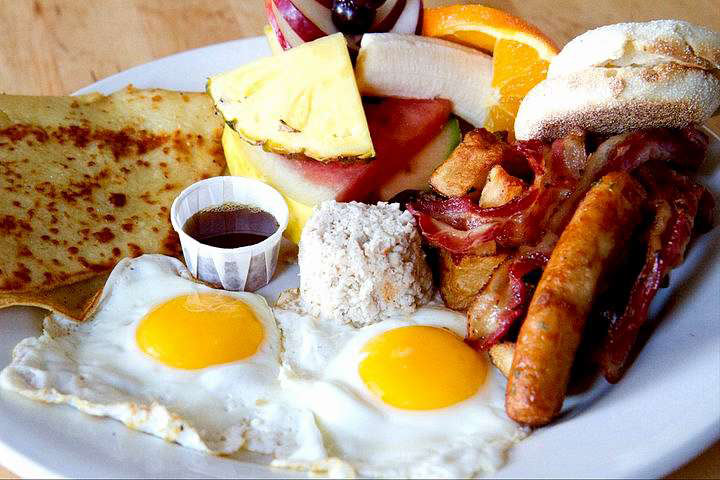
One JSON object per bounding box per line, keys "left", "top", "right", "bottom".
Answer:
{"left": 355, "top": 33, "right": 494, "bottom": 127}
{"left": 267, "top": 0, "right": 337, "bottom": 49}
{"left": 332, "top": 0, "right": 376, "bottom": 34}
{"left": 266, "top": 0, "right": 421, "bottom": 51}
{"left": 208, "top": 33, "right": 374, "bottom": 162}
{"left": 223, "top": 97, "right": 452, "bottom": 243}
{"left": 365, "top": 0, "right": 386, "bottom": 7}
{"left": 377, "top": 118, "right": 461, "bottom": 201}
{"left": 263, "top": 25, "right": 285, "bottom": 54}
{"left": 423, "top": 4, "right": 559, "bottom": 135}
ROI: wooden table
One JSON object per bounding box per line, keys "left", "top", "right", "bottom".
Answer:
{"left": 0, "top": 0, "right": 718, "bottom": 478}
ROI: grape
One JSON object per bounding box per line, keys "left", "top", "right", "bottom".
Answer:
{"left": 359, "top": 0, "right": 386, "bottom": 8}
{"left": 332, "top": 0, "right": 375, "bottom": 34}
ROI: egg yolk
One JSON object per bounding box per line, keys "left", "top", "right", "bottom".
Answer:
{"left": 358, "top": 326, "right": 486, "bottom": 410}
{"left": 136, "top": 293, "right": 264, "bottom": 369}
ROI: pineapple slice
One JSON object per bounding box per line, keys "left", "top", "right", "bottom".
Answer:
{"left": 208, "top": 33, "right": 375, "bottom": 162}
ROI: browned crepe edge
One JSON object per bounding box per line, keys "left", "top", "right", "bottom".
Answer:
{"left": 0, "top": 273, "right": 108, "bottom": 321}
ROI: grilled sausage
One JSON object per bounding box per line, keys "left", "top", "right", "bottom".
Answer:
{"left": 506, "top": 171, "right": 646, "bottom": 426}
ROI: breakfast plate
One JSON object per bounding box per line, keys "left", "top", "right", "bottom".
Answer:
{"left": 0, "top": 36, "right": 718, "bottom": 479}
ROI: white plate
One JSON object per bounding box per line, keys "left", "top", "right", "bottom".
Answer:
{"left": 1, "top": 36, "right": 719, "bottom": 479}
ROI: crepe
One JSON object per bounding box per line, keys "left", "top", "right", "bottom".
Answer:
{"left": 0, "top": 86, "right": 226, "bottom": 300}
{"left": 0, "top": 274, "right": 108, "bottom": 320}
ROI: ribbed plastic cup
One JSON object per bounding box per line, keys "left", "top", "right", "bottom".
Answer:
{"left": 170, "top": 177, "right": 289, "bottom": 291}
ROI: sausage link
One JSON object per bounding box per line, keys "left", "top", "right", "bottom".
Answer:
{"left": 506, "top": 171, "right": 646, "bottom": 426}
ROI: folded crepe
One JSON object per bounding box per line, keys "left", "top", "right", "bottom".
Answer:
{"left": 0, "top": 86, "right": 226, "bottom": 316}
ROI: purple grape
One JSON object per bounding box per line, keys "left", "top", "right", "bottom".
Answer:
{"left": 332, "top": 0, "right": 375, "bottom": 34}
{"left": 359, "top": 0, "right": 386, "bottom": 8}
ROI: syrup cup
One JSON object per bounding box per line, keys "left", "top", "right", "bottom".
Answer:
{"left": 170, "top": 176, "right": 289, "bottom": 291}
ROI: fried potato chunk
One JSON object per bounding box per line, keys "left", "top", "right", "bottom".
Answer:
{"left": 438, "top": 164, "right": 524, "bottom": 311}
{"left": 489, "top": 342, "right": 515, "bottom": 378}
{"left": 439, "top": 249, "right": 507, "bottom": 311}
{"left": 479, "top": 165, "right": 526, "bottom": 207}
{"left": 430, "top": 128, "right": 512, "bottom": 197}
{"left": 466, "top": 257, "right": 513, "bottom": 343}
{"left": 506, "top": 171, "right": 646, "bottom": 426}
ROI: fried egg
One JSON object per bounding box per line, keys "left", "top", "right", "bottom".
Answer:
{"left": 0, "top": 255, "right": 325, "bottom": 460}
{"left": 274, "top": 297, "right": 527, "bottom": 478}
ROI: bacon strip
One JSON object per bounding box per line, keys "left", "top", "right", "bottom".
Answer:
{"left": 406, "top": 191, "right": 541, "bottom": 253}
{"left": 408, "top": 131, "right": 582, "bottom": 253}
{"left": 598, "top": 127, "right": 709, "bottom": 175}
{"left": 410, "top": 127, "right": 709, "bottom": 255}
{"left": 408, "top": 192, "right": 539, "bottom": 229}
{"left": 550, "top": 130, "right": 587, "bottom": 180}
{"left": 466, "top": 252, "right": 548, "bottom": 351}
{"left": 600, "top": 164, "right": 712, "bottom": 383}
{"left": 406, "top": 209, "right": 500, "bottom": 253}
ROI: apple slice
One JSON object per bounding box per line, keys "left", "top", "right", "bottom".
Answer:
{"left": 263, "top": 25, "right": 285, "bottom": 54}
{"left": 356, "top": 33, "right": 497, "bottom": 127}
{"left": 266, "top": 0, "right": 424, "bottom": 52}
{"left": 388, "top": 0, "right": 422, "bottom": 34}
{"left": 272, "top": 0, "right": 330, "bottom": 43}
{"left": 268, "top": 0, "right": 306, "bottom": 48}
{"left": 372, "top": 0, "right": 406, "bottom": 32}
{"left": 285, "top": 0, "right": 338, "bottom": 38}
{"left": 376, "top": 118, "right": 461, "bottom": 200}
{"left": 265, "top": 0, "right": 291, "bottom": 50}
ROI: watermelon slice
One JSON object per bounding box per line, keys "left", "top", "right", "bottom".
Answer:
{"left": 228, "top": 97, "right": 453, "bottom": 205}
{"left": 342, "top": 97, "right": 453, "bottom": 201}
{"left": 376, "top": 117, "right": 461, "bottom": 201}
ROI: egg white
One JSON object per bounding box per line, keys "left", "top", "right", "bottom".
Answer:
{"left": 274, "top": 297, "right": 528, "bottom": 478}
{"left": 0, "top": 255, "right": 326, "bottom": 461}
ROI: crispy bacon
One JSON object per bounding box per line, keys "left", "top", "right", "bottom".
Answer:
{"left": 551, "top": 130, "right": 587, "bottom": 180}
{"left": 407, "top": 209, "right": 501, "bottom": 253}
{"left": 405, "top": 190, "right": 543, "bottom": 254}
{"left": 466, "top": 252, "right": 549, "bottom": 350}
{"left": 597, "top": 127, "right": 709, "bottom": 175}
{"left": 409, "top": 131, "right": 582, "bottom": 253}
{"left": 408, "top": 192, "right": 539, "bottom": 229}
{"left": 496, "top": 187, "right": 572, "bottom": 246}
{"left": 409, "top": 127, "right": 710, "bottom": 256}
{"left": 599, "top": 164, "right": 713, "bottom": 383}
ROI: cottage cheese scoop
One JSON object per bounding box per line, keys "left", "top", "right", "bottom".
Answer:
{"left": 298, "top": 201, "right": 433, "bottom": 327}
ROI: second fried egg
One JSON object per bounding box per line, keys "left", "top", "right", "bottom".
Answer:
{"left": 274, "top": 298, "right": 527, "bottom": 478}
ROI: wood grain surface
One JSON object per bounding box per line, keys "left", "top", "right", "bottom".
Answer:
{"left": 0, "top": 0, "right": 718, "bottom": 478}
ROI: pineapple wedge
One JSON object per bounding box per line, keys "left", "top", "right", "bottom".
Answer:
{"left": 208, "top": 33, "right": 375, "bottom": 162}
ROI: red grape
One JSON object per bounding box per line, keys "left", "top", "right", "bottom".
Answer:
{"left": 359, "top": 0, "right": 386, "bottom": 7}
{"left": 332, "top": 0, "right": 376, "bottom": 34}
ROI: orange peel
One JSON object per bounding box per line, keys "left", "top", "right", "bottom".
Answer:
{"left": 423, "top": 5, "right": 560, "bottom": 135}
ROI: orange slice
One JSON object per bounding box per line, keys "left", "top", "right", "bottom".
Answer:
{"left": 423, "top": 5, "right": 559, "bottom": 135}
